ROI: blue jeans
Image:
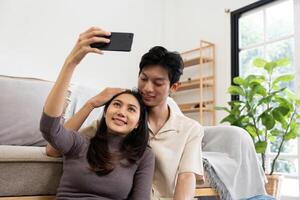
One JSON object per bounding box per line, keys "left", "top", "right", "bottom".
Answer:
{"left": 245, "top": 195, "right": 276, "bottom": 200}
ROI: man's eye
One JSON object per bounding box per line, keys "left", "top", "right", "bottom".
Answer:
{"left": 140, "top": 77, "right": 147, "bottom": 81}
{"left": 154, "top": 82, "right": 163, "bottom": 86}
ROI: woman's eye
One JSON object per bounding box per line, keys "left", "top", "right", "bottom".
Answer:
{"left": 113, "top": 102, "right": 121, "bottom": 107}
{"left": 128, "top": 107, "right": 136, "bottom": 112}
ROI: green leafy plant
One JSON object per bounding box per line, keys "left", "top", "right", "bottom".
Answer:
{"left": 216, "top": 58, "right": 300, "bottom": 175}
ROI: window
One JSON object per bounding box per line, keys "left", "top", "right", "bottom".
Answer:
{"left": 231, "top": 0, "right": 299, "bottom": 199}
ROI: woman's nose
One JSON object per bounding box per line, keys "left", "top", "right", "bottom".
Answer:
{"left": 116, "top": 108, "right": 126, "bottom": 117}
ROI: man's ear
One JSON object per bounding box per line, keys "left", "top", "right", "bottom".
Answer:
{"left": 170, "top": 82, "right": 180, "bottom": 94}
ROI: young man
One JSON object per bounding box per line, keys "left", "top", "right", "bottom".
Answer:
{"left": 47, "top": 27, "right": 204, "bottom": 200}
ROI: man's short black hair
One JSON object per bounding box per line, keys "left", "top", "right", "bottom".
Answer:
{"left": 139, "top": 46, "right": 184, "bottom": 86}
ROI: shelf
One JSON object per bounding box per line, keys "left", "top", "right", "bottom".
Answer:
{"left": 177, "top": 79, "right": 200, "bottom": 91}
{"left": 179, "top": 101, "right": 214, "bottom": 113}
{"left": 176, "top": 40, "right": 215, "bottom": 125}
{"left": 177, "top": 78, "right": 214, "bottom": 92}
{"left": 202, "top": 108, "right": 214, "bottom": 112}
{"left": 202, "top": 75, "right": 214, "bottom": 81}
{"left": 183, "top": 56, "right": 213, "bottom": 68}
{"left": 203, "top": 100, "right": 214, "bottom": 105}
{"left": 178, "top": 79, "right": 200, "bottom": 91}
{"left": 179, "top": 103, "right": 199, "bottom": 113}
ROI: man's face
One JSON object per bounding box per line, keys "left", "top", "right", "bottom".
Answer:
{"left": 138, "top": 65, "right": 171, "bottom": 107}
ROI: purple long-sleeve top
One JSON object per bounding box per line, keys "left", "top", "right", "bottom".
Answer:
{"left": 40, "top": 112, "right": 154, "bottom": 200}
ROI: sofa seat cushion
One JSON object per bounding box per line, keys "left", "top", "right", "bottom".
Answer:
{"left": 0, "top": 145, "right": 62, "bottom": 196}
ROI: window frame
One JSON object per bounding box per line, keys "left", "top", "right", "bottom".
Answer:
{"left": 230, "top": 0, "right": 299, "bottom": 199}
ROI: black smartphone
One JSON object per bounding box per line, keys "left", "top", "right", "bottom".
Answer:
{"left": 90, "top": 32, "right": 134, "bottom": 52}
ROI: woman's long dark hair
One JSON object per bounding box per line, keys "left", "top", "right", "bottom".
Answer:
{"left": 87, "top": 89, "right": 149, "bottom": 175}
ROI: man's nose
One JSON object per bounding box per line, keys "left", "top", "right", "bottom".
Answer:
{"left": 144, "top": 81, "right": 154, "bottom": 92}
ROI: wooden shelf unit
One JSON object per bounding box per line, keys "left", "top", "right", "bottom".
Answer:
{"left": 175, "top": 40, "right": 216, "bottom": 125}
{"left": 183, "top": 56, "right": 213, "bottom": 67}
{"left": 177, "top": 76, "right": 214, "bottom": 92}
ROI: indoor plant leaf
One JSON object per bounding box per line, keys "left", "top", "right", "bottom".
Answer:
{"left": 255, "top": 141, "right": 267, "bottom": 153}
{"left": 233, "top": 77, "right": 245, "bottom": 86}
{"left": 272, "top": 74, "right": 294, "bottom": 87}
{"left": 275, "top": 58, "right": 290, "bottom": 66}
{"left": 228, "top": 85, "right": 245, "bottom": 96}
{"left": 264, "top": 61, "right": 276, "bottom": 74}
{"left": 253, "top": 58, "right": 267, "bottom": 68}
{"left": 260, "top": 111, "right": 275, "bottom": 130}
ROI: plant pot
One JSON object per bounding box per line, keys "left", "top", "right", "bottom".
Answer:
{"left": 265, "top": 174, "right": 283, "bottom": 199}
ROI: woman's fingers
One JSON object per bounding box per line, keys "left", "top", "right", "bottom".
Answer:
{"left": 87, "top": 47, "right": 103, "bottom": 55}
{"left": 80, "top": 36, "right": 110, "bottom": 47}
{"left": 65, "top": 27, "right": 109, "bottom": 66}
{"left": 80, "top": 28, "right": 111, "bottom": 40}
{"left": 83, "top": 26, "right": 103, "bottom": 34}
{"left": 77, "top": 45, "right": 103, "bottom": 55}
{"left": 83, "top": 30, "right": 111, "bottom": 40}
{"left": 77, "top": 28, "right": 111, "bottom": 52}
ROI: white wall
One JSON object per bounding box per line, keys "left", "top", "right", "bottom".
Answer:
{"left": 163, "top": 0, "right": 258, "bottom": 123}
{"left": 0, "top": 0, "right": 164, "bottom": 89}
{"left": 0, "top": 0, "right": 262, "bottom": 123}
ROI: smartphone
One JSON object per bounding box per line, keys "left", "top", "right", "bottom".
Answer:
{"left": 90, "top": 32, "right": 134, "bottom": 52}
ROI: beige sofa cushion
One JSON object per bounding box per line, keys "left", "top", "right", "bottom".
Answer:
{"left": 0, "top": 75, "right": 71, "bottom": 146}
{"left": 0, "top": 145, "right": 62, "bottom": 196}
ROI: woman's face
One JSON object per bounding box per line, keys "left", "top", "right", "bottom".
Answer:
{"left": 105, "top": 93, "right": 141, "bottom": 135}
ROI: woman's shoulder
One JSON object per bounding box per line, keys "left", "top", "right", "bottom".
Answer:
{"left": 145, "top": 146, "right": 154, "bottom": 155}
{"left": 139, "top": 146, "right": 155, "bottom": 164}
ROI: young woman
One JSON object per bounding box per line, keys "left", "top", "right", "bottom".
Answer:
{"left": 40, "top": 27, "right": 154, "bottom": 200}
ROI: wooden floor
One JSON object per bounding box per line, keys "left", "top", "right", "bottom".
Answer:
{"left": 0, "top": 188, "right": 219, "bottom": 200}
{"left": 195, "top": 187, "right": 219, "bottom": 197}
{"left": 0, "top": 196, "right": 55, "bottom": 200}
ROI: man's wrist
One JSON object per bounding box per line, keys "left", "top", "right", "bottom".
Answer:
{"left": 85, "top": 101, "right": 96, "bottom": 111}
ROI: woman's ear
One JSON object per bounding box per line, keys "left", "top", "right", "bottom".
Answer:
{"left": 134, "top": 123, "right": 139, "bottom": 129}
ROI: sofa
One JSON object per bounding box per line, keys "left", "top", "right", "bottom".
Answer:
{"left": 0, "top": 75, "right": 267, "bottom": 200}
{"left": 0, "top": 75, "right": 104, "bottom": 198}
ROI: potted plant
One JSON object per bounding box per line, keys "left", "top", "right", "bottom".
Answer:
{"left": 216, "top": 57, "right": 300, "bottom": 198}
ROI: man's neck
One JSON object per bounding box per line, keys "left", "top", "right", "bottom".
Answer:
{"left": 148, "top": 102, "right": 170, "bottom": 135}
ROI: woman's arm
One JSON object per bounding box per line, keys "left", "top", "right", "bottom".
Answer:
{"left": 42, "top": 27, "right": 111, "bottom": 154}
{"left": 45, "top": 102, "right": 94, "bottom": 157}
{"left": 129, "top": 149, "right": 155, "bottom": 200}
{"left": 43, "top": 27, "right": 110, "bottom": 117}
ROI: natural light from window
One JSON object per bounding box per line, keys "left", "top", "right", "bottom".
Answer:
{"left": 238, "top": 0, "right": 298, "bottom": 199}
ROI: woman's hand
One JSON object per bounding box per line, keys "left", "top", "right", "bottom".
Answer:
{"left": 65, "top": 27, "right": 111, "bottom": 67}
{"left": 87, "top": 88, "right": 126, "bottom": 109}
